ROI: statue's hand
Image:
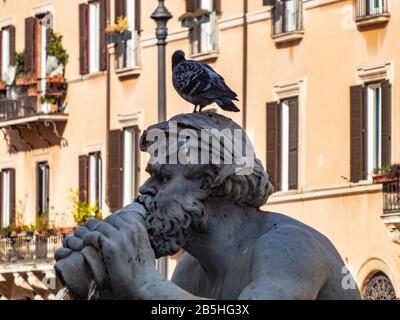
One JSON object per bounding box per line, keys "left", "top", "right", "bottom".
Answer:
{"left": 54, "top": 219, "right": 100, "bottom": 299}
{"left": 82, "top": 203, "right": 155, "bottom": 299}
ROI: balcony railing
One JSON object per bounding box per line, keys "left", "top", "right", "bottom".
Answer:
{"left": 354, "top": 0, "right": 388, "bottom": 19}
{"left": 0, "top": 85, "right": 65, "bottom": 123}
{"left": 0, "top": 234, "right": 63, "bottom": 263}
{"left": 272, "top": 0, "right": 303, "bottom": 36}
{"left": 383, "top": 178, "right": 400, "bottom": 215}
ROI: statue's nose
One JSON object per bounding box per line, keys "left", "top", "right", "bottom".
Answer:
{"left": 139, "top": 179, "right": 157, "bottom": 197}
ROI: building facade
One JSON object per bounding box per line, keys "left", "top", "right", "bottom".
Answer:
{"left": 0, "top": 0, "right": 398, "bottom": 299}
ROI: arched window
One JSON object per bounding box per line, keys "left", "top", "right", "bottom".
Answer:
{"left": 363, "top": 271, "right": 397, "bottom": 300}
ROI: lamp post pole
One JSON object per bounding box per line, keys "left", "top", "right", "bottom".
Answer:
{"left": 151, "top": 0, "right": 172, "bottom": 123}
{"left": 151, "top": 0, "right": 172, "bottom": 278}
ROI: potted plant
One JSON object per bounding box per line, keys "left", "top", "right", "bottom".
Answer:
{"left": 179, "top": 12, "right": 195, "bottom": 28}
{"left": 106, "top": 16, "right": 131, "bottom": 44}
{"left": 40, "top": 96, "right": 57, "bottom": 113}
{"left": 373, "top": 164, "right": 400, "bottom": 184}
{"left": 46, "top": 30, "right": 69, "bottom": 78}
{"left": 194, "top": 8, "right": 211, "bottom": 24}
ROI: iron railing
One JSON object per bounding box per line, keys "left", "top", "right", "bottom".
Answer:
{"left": 0, "top": 234, "right": 63, "bottom": 263}
{"left": 354, "top": 0, "right": 388, "bottom": 19}
{"left": 0, "top": 86, "right": 38, "bottom": 122}
{"left": 383, "top": 178, "right": 400, "bottom": 215}
{"left": 190, "top": 11, "right": 218, "bottom": 56}
{"left": 272, "top": 0, "right": 303, "bottom": 36}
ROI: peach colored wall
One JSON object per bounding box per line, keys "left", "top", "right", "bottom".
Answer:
{"left": 1, "top": 0, "right": 400, "bottom": 293}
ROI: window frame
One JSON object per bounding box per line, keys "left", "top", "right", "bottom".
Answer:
{"left": 37, "top": 162, "right": 50, "bottom": 216}
{"left": 122, "top": 126, "right": 139, "bottom": 206}
{"left": 88, "top": 151, "right": 102, "bottom": 209}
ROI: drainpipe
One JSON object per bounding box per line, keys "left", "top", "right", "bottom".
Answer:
{"left": 242, "top": 0, "right": 248, "bottom": 129}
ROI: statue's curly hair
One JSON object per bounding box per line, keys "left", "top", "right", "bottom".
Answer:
{"left": 140, "top": 112, "right": 274, "bottom": 208}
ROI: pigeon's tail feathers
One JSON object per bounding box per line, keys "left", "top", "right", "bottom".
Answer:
{"left": 216, "top": 98, "right": 240, "bottom": 112}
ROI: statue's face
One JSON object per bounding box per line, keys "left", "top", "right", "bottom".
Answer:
{"left": 138, "top": 163, "right": 208, "bottom": 258}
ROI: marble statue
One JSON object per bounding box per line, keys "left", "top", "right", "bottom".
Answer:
{"left": 54, "top": 112, "right": 361, "bottom": 300}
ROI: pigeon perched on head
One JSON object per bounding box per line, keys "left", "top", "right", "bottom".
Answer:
{"left": 172, "top": 50, "right": 240, "bottom": 113}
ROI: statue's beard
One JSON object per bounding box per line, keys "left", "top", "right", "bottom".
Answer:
{"left": 138, "top": 194, "right": 208, "bottom": 258}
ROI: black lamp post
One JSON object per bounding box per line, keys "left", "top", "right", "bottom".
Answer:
{"left": 151, "top": 0, "right": 172, "bottom": 123}
{"left": 151, "top": 0, "right": 172, "bottom": 279}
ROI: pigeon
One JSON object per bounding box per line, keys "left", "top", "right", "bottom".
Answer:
{"left": 172, "top": 50, "right": 240, "bottom": 113}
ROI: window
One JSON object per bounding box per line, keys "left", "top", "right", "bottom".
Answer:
{"left": 123, "top": 127, "right": 139, "bottom": 206}
{"left": 367, "top": 0, "right": 385, "bottom": 15}
{"left": 79, "top": 0, "right": 107, "bottom": 75}
{"left": 37, "top": 162, "right": 49, "bottom": 216}
{"left": 89, "top": 152, "right": 102, "bottom": 209}
{"left": 188, "top": 0, "right": 220, "bottom": 56}
{"left": 350, "top": 81, "right": 391, "bottom": 182}
{"left": 272, "top": 0, "right": 303, "bottom": 35}
{"left": 266, "top": 97, "right": 299, "bottom": 192}
{"left": 79, "top": 152, "right": 102, "bottom": 209}
{"left": 354, "top": 0, "right": 389, "bottom": 21}
{"left": 0, "top": 168, "right": 15, "bottom": 228}
{"left": 115, "top": 0, "right": 141, "bottom": 70}
{"left": 0, "top": 25, "right": 15, "bottom": 82}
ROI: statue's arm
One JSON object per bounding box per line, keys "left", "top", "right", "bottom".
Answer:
{"left": 239, "top": 225, "right": 328, "bottom": 300}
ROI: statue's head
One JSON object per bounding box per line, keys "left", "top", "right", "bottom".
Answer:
{"left": 138, "top": 112, "right": 274, "bottom": 257}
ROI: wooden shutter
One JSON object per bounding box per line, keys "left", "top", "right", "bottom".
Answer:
{"left": 381, "top": 80, "right": 391, "bottom": 168}
{"left": 0, "top": 30, "right": 2, "bottom": 81}
{"left": 186, "top": 0, "right": 200, "bottom": 13}
{"left": 99, "top": 0, "right": 109, "bottom": 72}
{"left": 79, "top": 155, "right": 89, "bottom": 203}
{"left": 24, "top": 17, "right": 37, "bottom": 76}
{"left": 9, "top": 168, "right": 16, "bottom": 225}
{"left": 288, "top": 98, "right": 298, "bottom": 190}
{"left": 350, "top": 85, "right": 365, "bottom": 182}
{"left": 213, "top": 0, "right": 222, "bottom": 15}
{"left": 9, "top": 25, "right": 16, "bottom": 66}
{"left": 115, "top": 0, "right": 126, "bottom": 21}
{"left": 79, "top": 3, "right": 89, "bottom": 75}
{"left": 108, "top": 130, "right": 123, "bottom": 212}
{"left": 135, "top": 0, "right": 141, "bottom": 32}
{"left": 0, "top": 171, "right": 2, "bottom": 228}
{"left": 267, "top": 102, "right": 280, "bottom": 191}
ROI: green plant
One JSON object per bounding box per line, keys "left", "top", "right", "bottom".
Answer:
{"left": 377, "top": 163, "right": 400, "bottom": 175}
{"left": 40, "top": 96, "right": 57, "bottom": 105}
{"left": 69, "top": 190, "right": 102, "bottom": 226}
{"left": 15, "top": 51, "right": 25, "bottom": 79}
{"left": 0, "top": 225, "right": 13, "bottom": 238}
{"left": 35, "top": 212, "right": 50, "bottom": 234}
{"left": 46, "top": 29, "right": 69, "bottom": 67}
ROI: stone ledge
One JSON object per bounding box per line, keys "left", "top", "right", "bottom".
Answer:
{"left": 272, "top": 31, "right": 304, "bottom": 45}
{"left": 355, "top": 13, "right": 390, "bottom": 28}
{"left": 190, "top": 51, "right": 219, "bottom": 63}
{"left": 115, "top": 66, "right": 142, "bottom": 79}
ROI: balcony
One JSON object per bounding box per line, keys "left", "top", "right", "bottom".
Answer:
{"left": 271, "top": 0, "right": 304, "bottom": 45}
{"left": 0, "top": 234, "right": 63, "bottom": 265}
{"left": 0, "top": 84, "right": 68, "bottom": 152}
{"left": 354, "top": 0, "right": 390, "bottom": 28}
{"left": 380, "top": 177, "right": 400, "bottom": 244}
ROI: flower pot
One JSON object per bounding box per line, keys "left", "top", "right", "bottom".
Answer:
{"left": 106, "top": 32, "right": 121, "bottom": 44}
{"left": 0, "top": 82, "right": 6, "bottom": 90}
{"left": 372, "top": 174, "right": 400, "bottom": 184}
{"left": 27, "top": 87, "right": 38, "bottom": 97}
{"left": 121, "top": 30, "right": 132, "bottom": 41}
{"left": 25, "top": 76, "right": 38, "bottom": 85}
{"left": 41, "top": 103, "right": 52, "bottom": 114}
{"left": 196, "top": 14, "right": 210, "bottom": 24}
{"left": 51, "top": 104, "right": 59, "bottom": 113}
{"left": 16, "top": 77, "right": 26, "bottom": 86}
{"left": 46, "top": 76, "right": 65, "bottom": 84}
{"left": 181, "top": 17, "right": 195, "bottom": 28}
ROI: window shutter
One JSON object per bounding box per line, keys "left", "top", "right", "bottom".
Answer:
{"left": 0, "top": 171, "right": 2, "bottom": 227}
{"left": 0, "top": 30, "right": 3, "bottom": 81}
{"left": 381, "top": 80, "right": 391, "bottom": 168}
{"left": 79, "top": 155, "right": 89, "bottom": 203}
{"left": 186, "top": 0, "right": 200, "bottom": 13}
{"left": 350, "top": 85, "right": 365, "bottom": 182}
{"left": 288, "top": 98, "right": 298, "bottom": 190}
{"left": 9, "top": 168, "right": 16, "bottom": 225}
{"left": 135, "top": 0, "right": 141, "bottom": 32}
{"left": 213, "top": 0, "right": 222, "bottom": 15}
{"left": 25, "top": 17, "right": 37, "bottom": 76}
{"left": 79, "top": 3, "right": 89, "bottom": 75}
{"left": 99, "top": 0, "right": 109, "bottom": 71}
{"left": 9, "top": 25, "right": 16, "bottom": 66}
{"left": 267, "top": 101, "right": 280, "bottom": 191}
{"left": 115, "top": 0, "right": 126, "bottom": 21}
{"left": 108, "top": 130, "right": 123, "bottom": 212}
